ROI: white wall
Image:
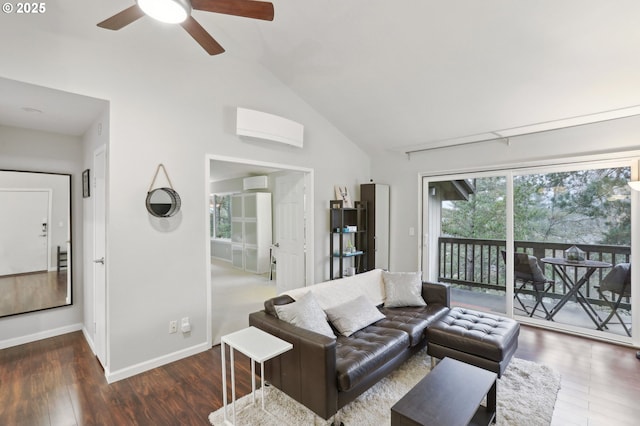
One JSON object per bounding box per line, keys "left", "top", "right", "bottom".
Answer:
{"left": 370, "top": 115, "right": 640, "bottom": 273}
{"left": 0, "top": 125, "right": 84, "bottom": 347}
{"left": 0, "top": 3, "right": 370, "bottom": 379}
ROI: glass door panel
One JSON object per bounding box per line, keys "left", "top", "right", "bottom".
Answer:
{"left": 512, "top": 165, "right": 632, "bottom": 338}
{"left": 425, "top": 175, "right": 507, "bottom": 314}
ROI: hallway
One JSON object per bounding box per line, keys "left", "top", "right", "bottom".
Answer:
{"left": 211, "top": 258, "right": 276, "bottom": 344}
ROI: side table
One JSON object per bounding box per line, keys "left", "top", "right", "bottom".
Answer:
{"left": 221, "top": 326, "right": 293, "bottom": 425}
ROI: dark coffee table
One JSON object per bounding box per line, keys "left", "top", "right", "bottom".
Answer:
{"left": 391, "top": 357, "right": 497, "bottom": 426}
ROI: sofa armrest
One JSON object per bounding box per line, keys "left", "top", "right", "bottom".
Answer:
{"left": 248, "top": 311, "right": 339, "bottom": 419}
{"left": 422, "top": 281, "right": 451, "bottom": 308}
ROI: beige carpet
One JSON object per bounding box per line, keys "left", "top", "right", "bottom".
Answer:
{"left": 209, "top": 349, "right": 561, "bottom": 426}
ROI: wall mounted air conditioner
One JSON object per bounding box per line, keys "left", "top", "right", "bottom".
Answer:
{"left": 236, "top": 107, "right": 304, "bottom": 148}
{"left": 243, "top": 175, "right": 268, "bottom": 191}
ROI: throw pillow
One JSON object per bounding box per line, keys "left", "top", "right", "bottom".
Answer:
{"left": 382, "top": 271, "right": 426, "bottom": 308}
{"left": 275, "top": 292, "right": 335, "bottom": 338}
{"left": 324, "top": 294, "right": 385, "bottom": 337}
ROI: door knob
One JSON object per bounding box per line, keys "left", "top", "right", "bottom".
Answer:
{"left": 273, "top": 243, "right": 280, "bottom": 248}
{"left": 94, "top": 257, "right": 105, "bottom": 264}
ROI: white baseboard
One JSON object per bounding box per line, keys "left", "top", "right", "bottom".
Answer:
{"left": 81, "top": 326, "right": 96, "bottom": 355}
{"left": 0, "top": 323, "right": 83, "bottom": 350}
{"left": 106, "top": 341, "right": 211, "bottom": 383}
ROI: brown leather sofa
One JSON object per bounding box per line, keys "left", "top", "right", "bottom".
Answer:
{"left": 248, "top": 281, "right": 451, "bottom": 420}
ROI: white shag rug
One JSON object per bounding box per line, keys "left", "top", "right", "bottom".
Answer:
{"left": 209, "top": 350, "right": 561, "bottom": 426}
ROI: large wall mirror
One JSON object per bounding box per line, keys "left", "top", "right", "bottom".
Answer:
{"left": 0, "top": 169, "right": 72, "bottom": 317}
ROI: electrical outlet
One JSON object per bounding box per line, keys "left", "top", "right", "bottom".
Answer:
{"left": 169, "top": 320, "right": 177, "bottom": 334}
{"left": 181, "top": 317, "right": 191, "bottom": 333}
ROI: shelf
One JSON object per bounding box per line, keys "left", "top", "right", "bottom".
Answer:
{"left": 333, "top": 250, "right": 364, "bottom": 258}
{"left": 329, "top": 199, "right": 368, "bottom": 279}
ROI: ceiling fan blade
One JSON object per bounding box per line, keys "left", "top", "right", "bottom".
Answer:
{"left": 180, "top": 17, "right": 225, "bottom": 55}
{"left": 97, "top": 5, "right": 145, "bottom": 30}
{"left": 191, "top": 0, "right": 274, "bottom": 21}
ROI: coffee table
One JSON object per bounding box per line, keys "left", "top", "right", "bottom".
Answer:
{"left": 221, "top": 326, "right": 293, "bottom": 425}
{"left": 391, "top": 357, "right": 497, "bottom": 426}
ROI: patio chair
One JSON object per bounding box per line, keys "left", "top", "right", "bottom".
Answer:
{"left": 596, "top": 263, "right": 631, "bottom": 337}
{"left": 502, "top": 251, "right": 554, "bottom": 318}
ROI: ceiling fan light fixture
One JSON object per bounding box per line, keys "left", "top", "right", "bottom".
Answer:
{"left": 137, "top": 0, "right": 191, "bottom": 24}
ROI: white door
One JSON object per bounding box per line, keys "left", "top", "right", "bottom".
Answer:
{"left": 93, "top": 146, "right": 107, "bottom": 367}
{"left": 274, "top": 172, "right": 306, "bottom": 294}
{"left": 0, "top": 190, "right": 49, "bottom": 275}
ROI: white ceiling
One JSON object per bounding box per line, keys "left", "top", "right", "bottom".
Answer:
{"left": 0, "top": 77, "right": 107, "bottom": 137}
{"left": 4, "top": 0, "right": 640, "bottom": 153}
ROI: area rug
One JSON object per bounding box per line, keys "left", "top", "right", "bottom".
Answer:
{"left": 209, "top": 349, "right": 561, "bottom": 426}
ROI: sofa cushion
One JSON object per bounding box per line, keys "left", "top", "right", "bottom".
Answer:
{"left": 285, "top": 269, "right": 386, "bottom": 311}
{"left": 325, "top": 294, "right": 385, "bottom": 337}
{"left": 335, "top": 325, "right": 409, "bottom": 392}
{"left": 377, "top": 304, "right": 450, "bottom": 346}
{"left": 382, "top": 271, "right": 426, "bottom": 308}
{"left": 274, "top": 292, "right": 335, "bottom": 339}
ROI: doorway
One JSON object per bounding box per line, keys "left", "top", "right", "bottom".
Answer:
{"left": 0, "top": 189, "right": 50, "bottom": 275}
{"left": 206, "top": 156, "right": 314, "bottom": 345}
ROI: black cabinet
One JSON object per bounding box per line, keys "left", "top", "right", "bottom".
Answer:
{"left": 329, "top": 200, "right": 367, "bottom": 279}
{"left": 360, "top": 183, "right": 390, "bottom": 271}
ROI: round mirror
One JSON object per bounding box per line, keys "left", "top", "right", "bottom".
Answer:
{"left": 146, "top": 187, "right": 181, "bottom": 217}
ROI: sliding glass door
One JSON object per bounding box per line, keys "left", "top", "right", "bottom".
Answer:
{"left": 423, "top": 173, "right": 508, "bottom": 314}
{"left": 423, "top": 159, "right": 635, "bottom": 343}
{"left": 512, "top": 163, "right": 632, "bottom": 338}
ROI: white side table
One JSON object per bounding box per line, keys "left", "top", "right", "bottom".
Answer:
{"left": 221, "top": 326, "right": 293, "bottom": 425}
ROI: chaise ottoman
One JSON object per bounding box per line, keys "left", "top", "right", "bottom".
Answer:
{"left": 426, "top": 307, "right": 520, "bottom": 377}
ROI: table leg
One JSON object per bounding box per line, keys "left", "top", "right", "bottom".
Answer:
{"left": 546, "top": 266, "right": 607, "bottom": 329}
{"left": 221, "top": 342, "right": 228, "bottom": 423}
{"left": 487, "top": 380, "right": 497, "bottom": 423}
{"left": 231, "top": 347, "right": 236, "bottom": 425}
{"left": 568, "top": 268, "right": 606, "bottom": 328}
{"left": 251, "top": 358, "right": 256, "bottom": 405}
{"left": 261, "top": 361, "right": 265, "bottom": 411}
{"left": 546, "top": 266, "right": 576, "bottom": 320}
{"left": 574, "top": 287, "right": 605, "bottom": 327}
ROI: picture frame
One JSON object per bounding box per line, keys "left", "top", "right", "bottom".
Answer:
{"left": 334, "top": 185, "right": 353, "bottom": 208}
{"left": 82, "top": 169, "right": 90, "bottom": 198}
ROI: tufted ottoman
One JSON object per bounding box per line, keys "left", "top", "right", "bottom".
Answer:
{"left": 426, "top": 307, "right": 520, "bottom": 377}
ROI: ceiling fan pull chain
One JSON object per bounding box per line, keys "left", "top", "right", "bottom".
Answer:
{"left": 148, "top": 163, "right": 175, "bottom": 192}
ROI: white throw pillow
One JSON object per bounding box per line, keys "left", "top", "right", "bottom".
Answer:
{"left": 275, "top": 292, "right": 335, "bottom": 339}
{"left": 382, "top": 271, "right": 426, "bottom": 308}
{"left": 324, "top": 294, "right": 385, "bottom": 337}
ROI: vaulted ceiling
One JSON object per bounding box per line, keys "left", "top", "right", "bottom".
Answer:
{"left": 4, "top": 1, "right": 640, "bottom": 154}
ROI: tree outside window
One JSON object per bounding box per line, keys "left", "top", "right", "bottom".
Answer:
{"left": 211, "top": 194, "right": 231, "bottom": 239}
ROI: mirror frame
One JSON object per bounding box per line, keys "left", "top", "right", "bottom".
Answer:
{"left": 146, "top": 187, "right": 181, "bottom": 217}
{"left": 0, "top": 169, "right": 72, "bottom": 318}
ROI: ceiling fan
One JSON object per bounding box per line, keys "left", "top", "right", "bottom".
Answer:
{"left": 97, "top": 0, "right": 274, "bottom": 55}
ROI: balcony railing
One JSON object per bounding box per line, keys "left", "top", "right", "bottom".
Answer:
{"left": 438, "top": 237, "right": 631, "bottom": 309}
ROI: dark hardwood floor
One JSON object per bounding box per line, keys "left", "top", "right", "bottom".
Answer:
{"left": 0, "top": 326, "right": 638, "bottom": 425}
{"left": 0, "top": 271, "right": 68, "bottom": 317}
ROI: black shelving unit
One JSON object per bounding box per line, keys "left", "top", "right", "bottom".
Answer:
{"left": 329, "top": 199, "right": 367, "bottom": 279}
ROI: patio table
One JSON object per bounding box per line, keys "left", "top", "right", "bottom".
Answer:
{"left": 541, "top": 257, "right": 611, "bottom": 328}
